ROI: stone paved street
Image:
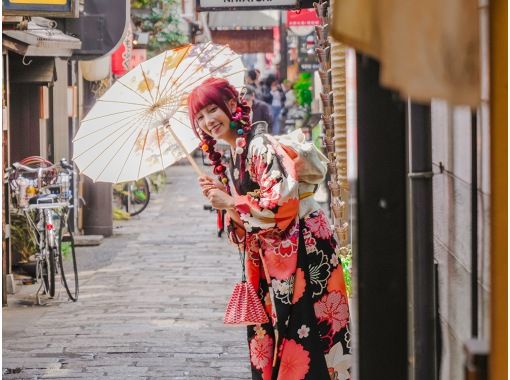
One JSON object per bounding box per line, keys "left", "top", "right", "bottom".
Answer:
{"left": 3, "top": 164, "right": 252, "bottom": 379}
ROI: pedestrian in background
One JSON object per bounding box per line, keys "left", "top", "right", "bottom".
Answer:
{"left": 267, "top": 75, "right": 286, "bottom": 135}
{"left": 244, "top": 85, "right": 273, "bottom": 134}
{"left": 280, "top": 79, "right": 296, "bottom": 133}
{"left": 282, "top": 79, "right": 296, "bottom": 110}
{"left": 259, "top": 75, "right": 273, "bottom": 105}
{"left": 188, "top": 77, "right": 351, "bottom": 379}
{"left": 245, "top": 69, "right": 262, "bottom": 99}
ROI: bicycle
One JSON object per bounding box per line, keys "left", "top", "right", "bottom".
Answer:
{"left": 6, "top": 158, "right": 79, "bottom": 304}
{"left": 112, "top": 177, "right": 151, "bottom": 217}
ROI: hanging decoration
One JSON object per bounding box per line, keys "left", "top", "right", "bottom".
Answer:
{"left": 314, "top": 0, "right": 352, "bottom": 295}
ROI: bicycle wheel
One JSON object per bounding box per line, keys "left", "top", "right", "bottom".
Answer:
{"left": 41, "top": 247, "right": 56, "bottom": 298}
{"left": 126, "top": 178, "right": 150, "bottom": 216}
{"left": 58, "top": 219, "right": 79, "bottom": 301}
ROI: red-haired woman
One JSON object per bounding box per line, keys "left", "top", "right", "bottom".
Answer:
{"left": 189, "top": 77, "right": 351, "bottom": 380}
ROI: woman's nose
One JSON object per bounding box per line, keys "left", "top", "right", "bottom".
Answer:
{"left": 204, "top": 114, "right": 216, "bottom": 126}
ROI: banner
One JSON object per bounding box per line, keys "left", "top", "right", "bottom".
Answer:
{"left": 197, "top": 0, "right": 297, "bottom": 11}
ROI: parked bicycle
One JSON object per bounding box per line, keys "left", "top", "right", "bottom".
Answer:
{"left": 6, "top": 158, "right": 79, "bottom": 304}
{"left": 112, "top": 177, "right": 151, "bottom": 217}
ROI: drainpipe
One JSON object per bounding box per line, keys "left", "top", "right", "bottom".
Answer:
{"left": 471, "top": 109, "right": 479, "bottom": 338}
{"left": 407, "top": 100, "right": 437, "bottom": 380}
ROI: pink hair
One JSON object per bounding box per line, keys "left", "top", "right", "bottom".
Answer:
{"left": 187, "top": 77, "right": 240, "bottom": 137}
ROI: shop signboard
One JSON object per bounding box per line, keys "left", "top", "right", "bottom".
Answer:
{"left": 3, "top": 0, "right": 79, "bottom": 17}
{"left": 297, "top": 32, "right": 319, "bottom": 72}
{"left": 197, "top": 0, "right": 297, "bottom": 12}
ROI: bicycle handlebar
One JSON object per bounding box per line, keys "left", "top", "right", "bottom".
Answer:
{"left": 12, "top": 162, "right": 58, "bottom": 173}
{"left": 59, "top": 158, "right": 74, "bottom": 171}
{"left": 10, "top": 159, "right": 74, "bottom": 174}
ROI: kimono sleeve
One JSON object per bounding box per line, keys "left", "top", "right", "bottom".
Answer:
{"left": 234, "top": 135, "right": 299, "bottom": 233}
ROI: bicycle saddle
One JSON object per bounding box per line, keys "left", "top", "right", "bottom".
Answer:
{"left": 28, "top": 193, "right": 59, "bottom": 204}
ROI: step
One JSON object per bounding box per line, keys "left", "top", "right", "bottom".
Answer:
{"left": 73, "top": 234, "right": 104, "bottom": 246}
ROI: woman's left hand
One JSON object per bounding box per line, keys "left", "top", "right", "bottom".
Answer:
{"left": 207, "top": 189, "right": 235, "bottom": 210}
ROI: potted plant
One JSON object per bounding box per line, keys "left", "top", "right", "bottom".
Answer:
{"left": 293, "top": 72, "right": 313, "bottom": 111}
{"left": 10, "top": 212, "right": 38, "bottom": 277}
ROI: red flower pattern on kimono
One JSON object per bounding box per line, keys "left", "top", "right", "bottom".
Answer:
{"left": 250, "top": 334, "right": 273, "bottom": 370}
{"left": 305, "top": 209, "right": 333, "bottom": 239}
{"left": 264, "top": 249, "right": 298, "bottom": 280}
{"left": 277, "top": 339, "right": 310, "bottom": 380}
{"left": 277, "top": 236, "right": 298, "bottom": 257}
{"left": 314, "top": 291, "right": 350, "bottom": 334}
{"left": 259, "top": 185, "right": 280, "bottom": 210}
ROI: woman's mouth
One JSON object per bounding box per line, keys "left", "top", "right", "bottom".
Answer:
{"left": 210, "top": 124, "right": 221, "bottom": 134}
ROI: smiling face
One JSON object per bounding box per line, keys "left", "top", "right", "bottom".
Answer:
{"left": 195, "top": 98, "right": 237, "bottom": 141}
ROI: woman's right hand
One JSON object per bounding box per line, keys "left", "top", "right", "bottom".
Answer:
{"left": 198, "top": 175, "right": 226, "bottom": 197}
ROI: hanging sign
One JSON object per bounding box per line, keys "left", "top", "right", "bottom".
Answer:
{"left": 297, "top": 32, "right": 319, "bottom": 72}
{"left": 3, "top": 0, "right": 79, "bottom": 17}
{"left": 287, "top": 9, "right": 320, "bottom": 27}
{"left": 197, "top": 0, "right": 297, "bottom": 12}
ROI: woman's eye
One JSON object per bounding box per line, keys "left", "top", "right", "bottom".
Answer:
{"left": 209, "top": 106, "right": 217, "bottom": 112}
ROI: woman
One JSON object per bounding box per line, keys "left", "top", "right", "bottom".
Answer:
{"left": 188, "top": 77, "right": 351, "bottom": 380}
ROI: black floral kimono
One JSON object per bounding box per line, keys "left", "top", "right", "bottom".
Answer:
{"left": 227, "top": 130, "right": 352, "bottom": 380}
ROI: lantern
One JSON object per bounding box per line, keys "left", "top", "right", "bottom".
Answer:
{"left": 111, "top": 24, "right": 133, "bottom": 77}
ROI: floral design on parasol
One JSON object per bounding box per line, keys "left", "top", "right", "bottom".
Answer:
{"left": 72, "top": 43, "right": 245, "bottom": 183}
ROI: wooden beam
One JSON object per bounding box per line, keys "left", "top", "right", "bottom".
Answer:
{"left": 489, "top": 0, "right": 508, "bottom": 378}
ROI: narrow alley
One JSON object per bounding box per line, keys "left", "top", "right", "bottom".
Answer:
{"left": 3, "top": 164, "right": 252, "bottom": 379}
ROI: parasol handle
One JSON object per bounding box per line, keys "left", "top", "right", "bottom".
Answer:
{"left": 165, "top": 121, "right": 204, "bottom": 177}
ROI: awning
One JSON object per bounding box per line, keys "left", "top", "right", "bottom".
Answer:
{"left": 9, "top": 55, "right": 56, "bottom": 84}
{"left": 331, "top": 0, "right": 480, "bottom": 106}
{"left": 208, "top": 10, "right": 279, "bottom": 30}
{"left": 3, "top": 20, "right": 81, "bottom": 57}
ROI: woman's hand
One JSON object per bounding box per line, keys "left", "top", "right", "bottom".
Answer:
{"left": 198, "top": 175, "right": 226, "bottom": 197}
{"left": 207, "top": 189, "right": 235, "bottom": 210}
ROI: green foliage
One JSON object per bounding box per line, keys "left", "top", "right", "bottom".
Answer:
{"left": 131, "top": 0, "right": 151, "bottom": 8}
{"left": 338, "top": 245, "right": 352, "bottom": 297}
{"left": 60, "top": 242, "right": 71, "bottom": 259}
{"left": 148, "top": 170, "right": 167, "bottom": 193}
{"left": 113, "top": 207, "right": 132, "bottom": 220}
{"left": 131, "top": 0, "right": 187, "bottom": 56}
{"left": 10, "top": 213, "right": 37, "bottom": 262}
{"left": 293, "top": 72, "right": 313, "bottom": 109}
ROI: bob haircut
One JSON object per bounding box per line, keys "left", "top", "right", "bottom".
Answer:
{"left": 187, "top": 77, "right": 239, "bottom": 137}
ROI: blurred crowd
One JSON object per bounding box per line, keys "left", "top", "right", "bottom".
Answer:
{"left": 244, "top": 69, "right": 298, "bottom": 136}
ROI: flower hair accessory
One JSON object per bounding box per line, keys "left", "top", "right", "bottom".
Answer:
{"left": 230, "top": 105, "right": 250, "bottom": 155}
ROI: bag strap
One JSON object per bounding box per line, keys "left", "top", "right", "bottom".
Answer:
{"left": 227, "top": 220, "right": 247, "bottom": 282}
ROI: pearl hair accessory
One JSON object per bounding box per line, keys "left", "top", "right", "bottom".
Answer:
{"left": 235, "top": 137, "right": 246, "bottom": 155}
